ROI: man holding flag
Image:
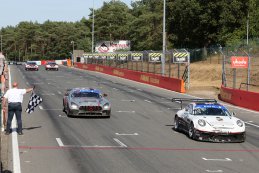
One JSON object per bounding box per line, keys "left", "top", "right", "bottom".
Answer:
{"left": 3, "top": 82, "right": 37, "bottom": 135}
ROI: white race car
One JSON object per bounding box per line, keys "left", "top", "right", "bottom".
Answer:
{"left": 172, "top": 98, "right": 246, "bottom": 143}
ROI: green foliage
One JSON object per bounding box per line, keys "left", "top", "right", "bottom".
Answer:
{"left": 0, "top": 0, "right": 258, "bottom": 61}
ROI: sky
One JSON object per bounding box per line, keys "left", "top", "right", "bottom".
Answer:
{"left": 0, "top": 0, "right": 132, "bottom": 28}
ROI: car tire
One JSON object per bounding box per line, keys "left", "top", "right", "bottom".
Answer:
{"left": 188, "top": 123, "right": 197, "bottom": 140}
{"left": 174, "top": 116, "right": 180, "bottom": 131}
{"left": 105, "top": 110, "right": 111, "bottom": 118}
{"left": 66, "top": 104, "right": 73, "bottom": 117}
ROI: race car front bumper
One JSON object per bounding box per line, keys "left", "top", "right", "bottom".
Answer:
{"left": 194, "top": 130, "right": 246, "bottom": 143}
{"left": 25, "top": 67, "right": 38, "bottom": 71}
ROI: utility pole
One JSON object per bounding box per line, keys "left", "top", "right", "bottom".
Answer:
{"left": 71, "top": 41, "right": 74, "bottom": 66}
{"left": 162, "top": 0, "right": 166, "bottom": 76}
{"left": 247, "top": 12, "right": 249, "bottom": 45}
{"left": 0, "top": 35, "right": 2, "bottom": 52}
{"left": 91, "top": 0, "right": 95, "bottom": 53}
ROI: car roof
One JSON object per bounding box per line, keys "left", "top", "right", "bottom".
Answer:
{"left": 71, "top": 88, "right": 101, "bottom": 94}
{"left": 194, "top": 103, "right": 226, "bottom": 109}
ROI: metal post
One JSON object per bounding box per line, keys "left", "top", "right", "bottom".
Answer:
{"left": 162, "top": 0, "right": 166, "bottom": 76}
{"left": 91, "top": 0, "right": 95, "bottom": 53}
{"left": 247, "top": 55, "right": 250, "bottom": 91}
{"left": 233, "top": 68, "right": 236, "bottom": 89}
{"left": 187, "top": 55, "right": 190, "bottom": 89}
{"left": 0, "top": 35, "right": 2, "bottom": 52}
{"left": 71, "top": 41, "right": 74, "bottom": 66}
{"left": 247, "top": 13, "right": 249, "bottom": 46}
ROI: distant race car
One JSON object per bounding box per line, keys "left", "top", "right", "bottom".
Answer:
{"left": 172, "top": 98, "right": 246, "bottom": 143}
{"left": 63, "top": 88, "right": 111, "bottom": 118}
{"left": 25, "top": 61, "right": 39, "bottom": 71}
{"left": 45, "top": 61, "right": 59, "bottom": 71}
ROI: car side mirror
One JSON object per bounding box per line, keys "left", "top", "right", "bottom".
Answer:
{"left": 231, "top": 112, "right": 236, "bottom": 116}
{"left": 103, "top": 93, "right": 108, "bottom": 97}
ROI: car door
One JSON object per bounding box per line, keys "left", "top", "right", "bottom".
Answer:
{"left": 182, "top": 104, "right": 193, "bottom": 129}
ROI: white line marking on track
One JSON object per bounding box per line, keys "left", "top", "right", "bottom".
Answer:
{"left": 245, "top": 122, "right": 259, "bottom": 128}
{"left": 137, "top": 89, "right": 143, "bottom": 91}
{"left": 202, "top": 158, "right": 232, "bottom": 161}
{"left": 121, "top": 100, "right": 135, "bottom": 102}
{"left": 115, "top": 133, "right": 139, "bottom": 136}
{"left": 39, "top": 106, "right": 43, "bottom": 110}
{"left": 58, "top": 91, "right": 62, "bottom": 95}
{"left": 113, "top": 88, "right": 119, "bottom": 91}
{"left": 206, "top": 170, "right": 223, "bottom": 173}
{"left": 56, "top": 138, "right": 64, "bottom": 147}
{"left": 8, "top": 66, "right": 21, "bottom": 173}
{"left": 113, "top": 138, "right": 127, "bottom": 147}
{"left": 41, "top": 93, "right": 55, "bottom": 96}
{"left": 116, "top": 111, "right": 135, "bottom": 113}
{"left": 144, "top": 100, "right": 152, "bottom": 103}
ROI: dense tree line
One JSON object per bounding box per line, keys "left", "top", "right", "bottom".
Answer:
{"left": 0, "top": 0, "right": 258, "bottom": 61}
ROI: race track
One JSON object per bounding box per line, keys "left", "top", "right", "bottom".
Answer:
{"left": 7, "top": 64, "right": 259, "bottom": 173}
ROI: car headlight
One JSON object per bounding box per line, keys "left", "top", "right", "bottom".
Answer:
{"left": 103, "top": 103, "right": 110, "bottom": 109}
{"left": 71, "top": 102, "right": 79, "bottom": 109}
{"left": 198, "top": 119, "right": 206, "bottom": 127}
{"left": 236, "top": 120, "right": 243, "bottom": 127}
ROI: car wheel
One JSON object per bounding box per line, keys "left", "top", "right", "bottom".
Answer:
{"left": 188, "top": 123, "right": 197, "bottom": 140}
{"left": 174, "top": 116, "right": 180, "bottom": 131}
{"left": 106, "top": 110, "right": 111, "bottom": 118}
{"left": 66, "top": 104, "right": 73, "bottom": 117}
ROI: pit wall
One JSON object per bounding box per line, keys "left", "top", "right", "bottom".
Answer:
{"left": 74, "top": 62, "right": 185, "bottom": 93}
{"left": 219, "top": 85, "right": 259, "bottom": 111}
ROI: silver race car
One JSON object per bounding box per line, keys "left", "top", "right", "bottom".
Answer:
{"left": 63, "top": 88, "right": 111, "bottom": 118}
{"left": 172, "top": 98, "right": 246, "bottom": 143}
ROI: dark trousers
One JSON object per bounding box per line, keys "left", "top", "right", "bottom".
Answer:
{"left": 6, "top": 102, "right": 23, "bottom": 133}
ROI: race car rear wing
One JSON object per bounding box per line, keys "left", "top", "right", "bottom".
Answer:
{"left": 172, "top": 98, "right": 217, "bottom": 109}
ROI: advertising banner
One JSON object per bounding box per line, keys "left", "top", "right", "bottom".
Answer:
{"left": 95, "top": 40, "right": 131, "bottom": 53}
{"left": 231, "top": 56, "right": 248, "bottom": 68}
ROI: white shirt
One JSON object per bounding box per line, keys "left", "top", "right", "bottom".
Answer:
{"left": 4, "top": 88, "right": 26, "bottom": 103}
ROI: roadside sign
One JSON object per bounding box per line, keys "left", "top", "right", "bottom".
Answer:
{"left": 231, "top": 56, "right": 248, "bottom": 68}
{"left": 173, "top": 52, "right": 189, "bottom": 63}
{"left": 131, "top": 53, "right": 143, "bottom": 61}
{"left": 149, "top": 53, "right": 162, "bottom": 62}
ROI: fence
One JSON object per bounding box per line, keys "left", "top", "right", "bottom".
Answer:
{"left": 221, "top": 46, "right": 259, "bottom": 93}
{"left": 80, "top": 49, "right": 190, "bottom": 89}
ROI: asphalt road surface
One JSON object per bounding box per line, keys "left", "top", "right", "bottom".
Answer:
{"left": 6, "top": 64, "right": 259, "bottom": 173}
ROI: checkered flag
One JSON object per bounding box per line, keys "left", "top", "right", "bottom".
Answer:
{"left": 26, "top": 92, "right": 43, "bottom": 114}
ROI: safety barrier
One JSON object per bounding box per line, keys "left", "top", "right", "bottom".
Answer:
{"left": 74, "top": 62, "right": 185, "bottom": 93}
{"left": 219, "top": 85, "right": 259, "bottom": 111}
{"left": 1, "top": 62, "right": 9, "bottom": 130}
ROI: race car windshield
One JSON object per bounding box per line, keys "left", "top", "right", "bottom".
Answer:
{"left": 72, "top": 92, "right": 100, "bottom": 98}
{"left": 27, "top": 62, "right": 36, "bottom": 65}
{"left": 194, "top": 107, "right": 230, "bottom": 116}
{"left": 48, "top": 62, "right": 56, "bottom": 65}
